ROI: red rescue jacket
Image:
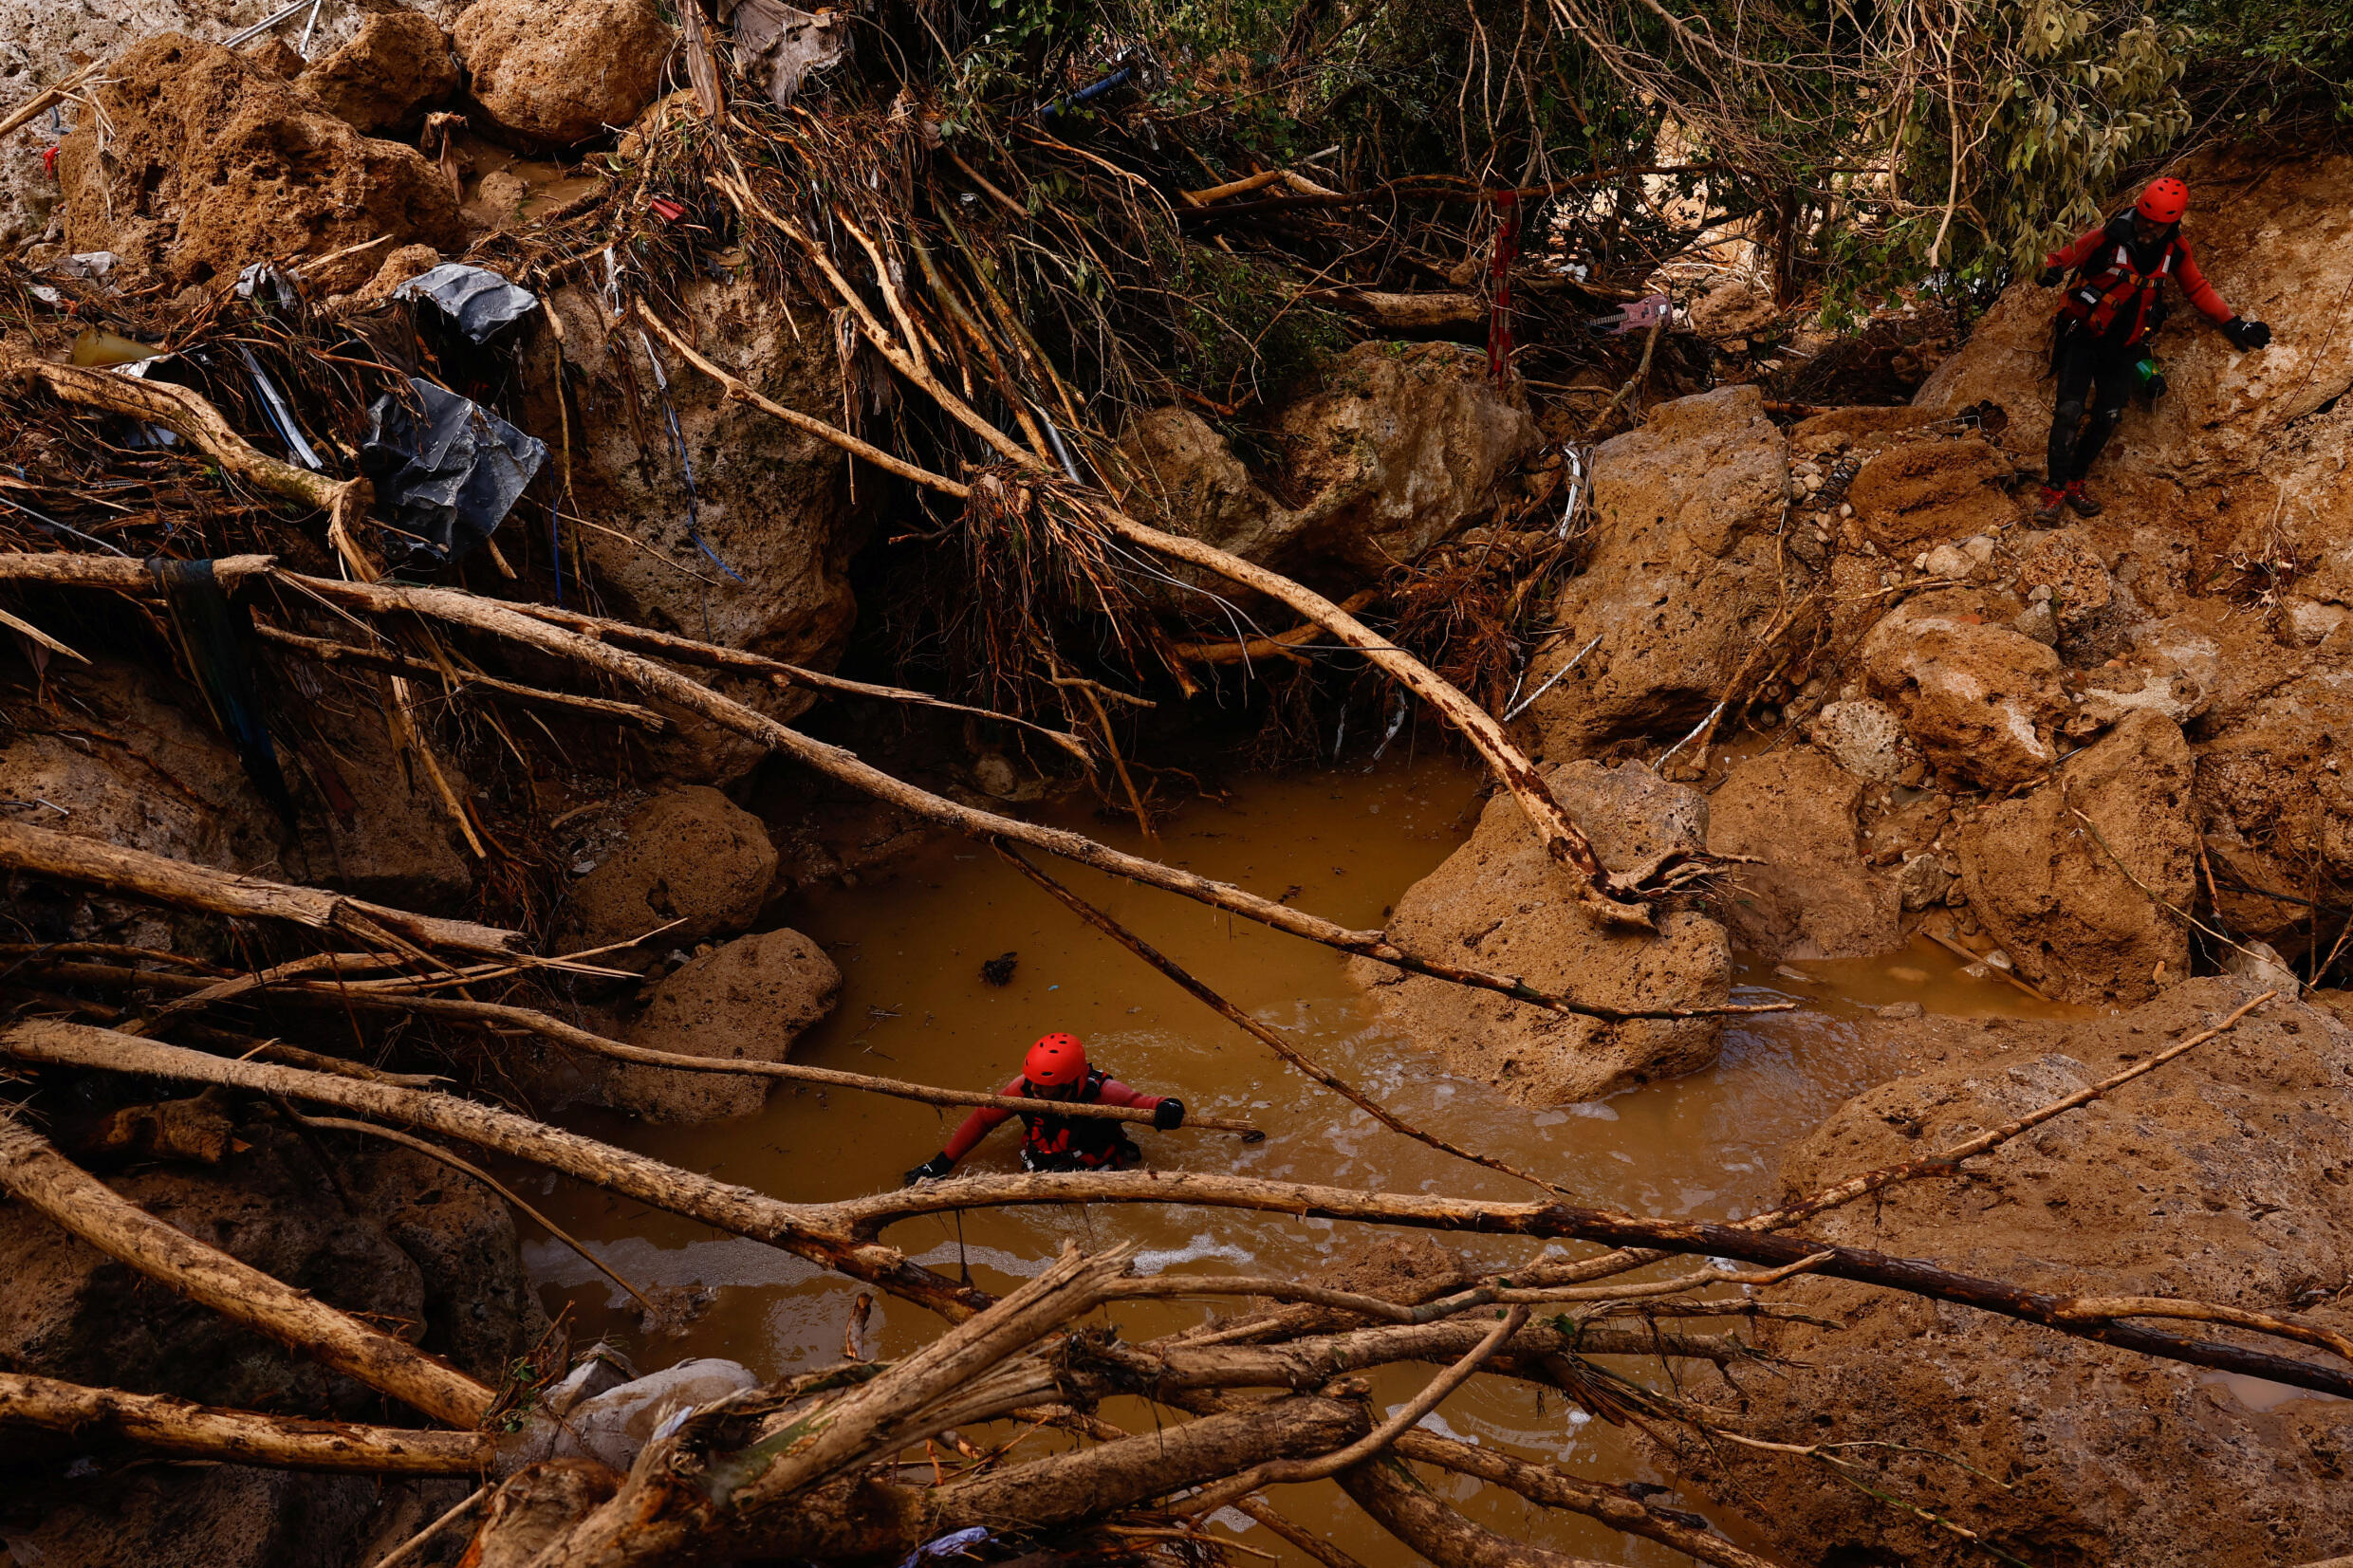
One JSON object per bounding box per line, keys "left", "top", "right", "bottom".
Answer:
{"left": 2045, "top": 212, "right": 2234, "bottom": 345}
{"left": 941, "top": 1068, "right": 1164, "bottom": 1169}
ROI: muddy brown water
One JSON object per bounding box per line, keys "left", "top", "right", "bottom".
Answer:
{"left": 521, "top": 751, "right": 2084, "bottom": 1563}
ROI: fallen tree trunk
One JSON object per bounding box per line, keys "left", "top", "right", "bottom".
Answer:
{"left": 0, "top": 550, "right": 1737, "bottom": 1022}
{"left": 1342, "top": 1458, "right": 1616, "bottom": 1568}
{"left": 0, "top": 1111, "right": 496, "bottom": 1428}
{"left": 0, "top": 818, "right": 527, "bottom": 960}
{"left": 14, "top": 1021, "right": 2339, "bottom": 1397}
{"left": 20, "top": 960, "right": 1258, "bottom": 1134}
{"left": 0, "top": 1019, "right": 991, "bottom": 1320}
{"left": 646, "top": 231, "right": 1659, "bottom": 926}
{"left": 0, "top": 1371, "right": 493, "bottom": 1473}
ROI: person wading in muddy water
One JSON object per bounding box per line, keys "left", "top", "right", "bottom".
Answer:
{"left": 2032, "top": 175, "right": 2272, "bottom": 524}
{"left": 902, "top": 1032, "right": 1187, "bottom": 1183}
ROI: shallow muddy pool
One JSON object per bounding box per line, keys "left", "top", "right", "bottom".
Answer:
{"left": 521, "top": 750, "right": 2080, "bottom": 1563}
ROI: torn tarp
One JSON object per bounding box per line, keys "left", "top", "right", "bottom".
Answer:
{"left": 360, "top": 378, "right": 547, "bottom": 573}
{"left": 394, "top": 263, "right": 540, "bottom": 343}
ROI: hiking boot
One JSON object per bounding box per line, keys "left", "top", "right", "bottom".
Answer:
{"left": 2032, "top": 486, "right": 2066, "bottom": 526}
{"left": 2064, "top": 483, "right": 2103, "bottom": 518}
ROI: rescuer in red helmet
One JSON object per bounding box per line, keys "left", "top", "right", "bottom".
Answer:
{"left": 2030, "top": 175, "right": 2271, "bottom": 523}
{"left": 902, "top": 1033, "right": 1187, "bottom": 1183}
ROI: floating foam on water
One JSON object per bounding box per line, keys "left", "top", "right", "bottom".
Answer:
{"left": 1131, "top": 1233, "right": 1258, "bottom": 1275}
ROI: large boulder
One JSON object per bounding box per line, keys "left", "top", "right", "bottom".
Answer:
{"left": 1350, "top": 761, "right": 1732, "bottom": 1105}
{"left": 565, "top": 786, "right": 777, "bottom": 948}
{"left": 0, "top": 0, "right": 467, "bottom": 249}
{"left": 2195, "top": 666, "right": 2353, "bottom": 950}
{"left": 1706, "top": 748, "right": 1900, "bottom": 960}
{"left": 1956, "top": 710, "right": 2196, "bottom": 1004}
{"left": 1698, "top": 981, "right": 2353, "bottom": 1567}
{"left": 1118, "top": 341, "right": 1535, "bottom": 590}
{"left": 453, "top": 0, "right": 674, "bottom": 149}
{"left": 53, "top": 33, "right": 463, "bottom": 291}
{"left": 1916, "top": 149, "right": 2353, "bottom": 484}
{"left": 0, "top": 1121, "right": 541, "bottom": 1414}
{"left": 1859, "top": 592, "right": 2071, "bottom": 790}
{"left": 607, "top": 928, "right": 842, "bottom": 1121}
{"left": 0, "top": 656, "right": 472, "bottom": 949}
{"left": 523, "top": 279, "right": 869, "bottom": 781}
{"left": 296, "top": 9, "right": 457, "bottom": 135}
{"left": 0, "top": 1118, "right": 528, "bottom": 1564}
{"left": 1843, "top": 434, "right": 2022, "bottom": 548}
{"left": 1519, "top": 386, "right": 1789, "bottom": 758}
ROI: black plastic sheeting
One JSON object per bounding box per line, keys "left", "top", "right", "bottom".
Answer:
{"left": 393, "top": 263, "right": 541, "bottom": 343}
{"left": 360, "top": 378, "right": 548, "bottom": 574}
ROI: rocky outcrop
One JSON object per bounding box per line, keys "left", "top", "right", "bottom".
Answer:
{"left": 1706, "top": 748, "right": 1900, "bottom": 960}
{"left": 296, "top": 9, "right": 457, "bottom": 135}
{"left": 453, "top": 0, "right": 674, "bottom": 149}
{"left": 1702, "top": 980, "right": 2353, "bottom": 1568}
{"left": 1917, "top": 149, "right": 2353, "bottom": 485}
{"left": 1956, "top": 710, "right": 2196, "bottom": 1004}
{"left": 1859, "top": 591, "right": 2070, "bottom": 790}
{"left": 1521, "top": 386, "right": 1789, "bottom": 757}
{"left": 53, "top": 33, "right": 464, "bottom": 291}
{"left": 565, "top": 786, "right": 778, "bottom": 949}
{"left": 1118, "top": 341, "right": 1535, "bottom": 591}
{"left": 607, "top": 928, "right": 843, "bottom": 1121}
{"left": 524, "top": 279, "right": 869, "bottom": 780}
{"left": 1351, "top": 761, "right": 1731, "bottom": 1104}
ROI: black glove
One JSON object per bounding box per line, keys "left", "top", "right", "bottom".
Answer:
{"left": 2223, "top": 317, "right": 2271, "bottom": 351}
{"left": 903, "top": 1153, "right": 956, "bottom": 1186}
{"left": 2037, "top": 266, "right": 2065, "bottom": 287}
{"left": 1152, "top": 1097, "right": 1186, "bottom": 1131}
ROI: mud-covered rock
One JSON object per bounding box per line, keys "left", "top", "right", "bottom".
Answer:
{"left": 1119, "top": 341, "right": 1534, "bottom": 589}
{"left": 1707, "top": 748, "right": 1899, "bottom": 959}
{"left": 1844, "top": 434, "right": 2020, "bottom": 547}
{"left": 0, "top": 657, "right": 472, "bottom": 948}
{"left": 566, "top": 786, "right": 777, "bottom": 948}
{"left": 296, "top": 9, "right": 457, "bottom": 135}
{"left": 2195, "top": 666, "right": 2353, "bottom": 949}
{"left": 1860, "top": 592, "right": 2069, "bottom": 789}
{"left": 524, "top": 279, "right": 867, "bottom": 781}
{"left": 1522, "top": 386, "right": 1789, "bottom": 757}
{"left": 0, "top": 1121, "right": 542, "bottom": 1428}
{"left": 454, "top": 0, "right": 674, "bottom": 149}
{"left": 54, "top": 33, "right": 464, "bottom": 291}
{"left": 608, "top": 927, "right": 842, "bottom": 1120}
{"left": 1351, "top": 761, "right": 1731, "bottom": 1104}
{"left": 1701, "top": 980, "right": 2353, "bottom": 1568}
{"left": 1957, "top": 710, "right": 2196, "bottom": 1004}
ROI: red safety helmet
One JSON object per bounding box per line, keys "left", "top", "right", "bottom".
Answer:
{"left": 2136, "top": 177, "right": 2188, "bottom": 226}
{"left": 1024, "top": 1033, "right": 1089, "bottom": 1088}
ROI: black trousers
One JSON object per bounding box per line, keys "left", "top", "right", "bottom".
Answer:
{"left": 2047, "top": 319, "right": 2140, "bottom": 487}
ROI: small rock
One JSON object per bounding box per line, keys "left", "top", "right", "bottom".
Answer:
{"left": 1896, "top": 850, "right": 1955, "bottom": 912}
{"left": 2223, "top": 939, "right": 2302, "bottom": 998}
{"left": 1875, "top": 1001, "right": 1926, "bottom": 1020}
{"left": 298, "top": 9, "right": 459, "bottom": 136}
{"left": 2011, "top": 601, "right": 2060, "bottom": 646}
{"left": 1922, "top": 543, "right": 1976, "bottom": 581}
{"left": 1810, "top": 699, "right": 1908, "bottom": 784}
